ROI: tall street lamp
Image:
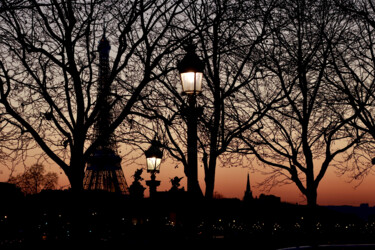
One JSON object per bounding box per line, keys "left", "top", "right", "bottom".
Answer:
{"left": 177, "top": 43, "right": 204, "bottom": 198}
{"left": 145, "top": 140, "right": 163, "bottom": 198}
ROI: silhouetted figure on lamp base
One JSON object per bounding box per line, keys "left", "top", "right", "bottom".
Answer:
{"left": 129, "top": 169, "right": 146, "bottom": 199}
{"left": 169, "top": 176, "right": 185, "bottom": 193}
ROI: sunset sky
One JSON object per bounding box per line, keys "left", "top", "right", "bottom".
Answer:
{"left": 3, "top": 154, "right": 371, "bottom": 207}
{"left": 1, "top": 1, "right": 374, "bottom": 210}
{"left": 1, "top": 146, "right": 374, "bottom": 207}
{"left": 135, "top": 160, "right": 375, "bottom": 207}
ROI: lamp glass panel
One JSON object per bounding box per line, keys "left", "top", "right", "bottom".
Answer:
{"left": 180, "top": 72, "right": 203, "bottom": 95}
{"left": 147, "top": 157, "right": 161, "bottom": 172}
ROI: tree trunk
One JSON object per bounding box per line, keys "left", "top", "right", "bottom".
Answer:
{"left": 68, "top": 170, "right": 84, "bottom": 192}
{"left": 204, "top": 91, "right": 221, "bottom": 199}
{"left": 305, "top": 185, "right": 318, "bottom": 247}
{"left": 204, "top": 156, "right": 217, "bottom": 199}
{"left": 67, "top": 149, "right": 86, "bottom": 193}
{"left": 67, "top": 154, "right": 87, "bottom": 243}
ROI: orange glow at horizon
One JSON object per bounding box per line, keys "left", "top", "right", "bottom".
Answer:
{"left": 119, "top": 161, "right": 375, "bottom": 206}
{"left": 127, "top": 160, "right": 375, "bottom": 206}
{"left": 1, "top": 157, "right": 374, "bottom": 207}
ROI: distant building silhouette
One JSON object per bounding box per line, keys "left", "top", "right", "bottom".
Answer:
{"left": 258, "top": 193, "right": 281, "bottom": 204}
{"left": 0, "top": 182, "right": 23, "bottom": 200}
{"left": 243, "top": 173, "right": 253, "bottom": 202}
{"left": 83, "top": 29, "right": 129, "bottom": 195}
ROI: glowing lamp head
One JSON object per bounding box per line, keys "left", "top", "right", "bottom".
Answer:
{"left": 179, "top": 72, "right": 203, "bottom": 95}
{"left": 177, "top": 43, "right": 204, "bottom": 95}
{"left": 145, "top": 140, "right": 163, "bottom": 173}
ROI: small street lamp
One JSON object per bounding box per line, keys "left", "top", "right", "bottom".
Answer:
{"left": 177, "top": 42, "right": 204, "bottom": 197}
{"left": 145, "top": 140, "right": 163, "bottom": 198}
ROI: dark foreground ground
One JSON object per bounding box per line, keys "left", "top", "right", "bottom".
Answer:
{"left": 1, "top": 190, "right": 375, "bottom": 250}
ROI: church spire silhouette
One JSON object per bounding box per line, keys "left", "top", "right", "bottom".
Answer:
{"left": 243, "top": 173, "right": 253, "bottom": 202}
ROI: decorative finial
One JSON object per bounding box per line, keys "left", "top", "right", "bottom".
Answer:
{"left": 182, "top": 37, "right": 196, "bottom": 53}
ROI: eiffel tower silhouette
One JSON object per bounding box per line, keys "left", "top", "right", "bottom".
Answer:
{"left": 83, "top": 28, "right": 129, "bottom": 195}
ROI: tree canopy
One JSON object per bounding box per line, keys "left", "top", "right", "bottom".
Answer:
{"left": 8, "top": 163, "right": 58, "bottom": 194}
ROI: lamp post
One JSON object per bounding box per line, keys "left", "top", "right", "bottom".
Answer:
{"left": 177, "top": 43, "right": 204, "bottom": 198}
{"left": 145, "top": 140, "right": 163, "bottom": 198}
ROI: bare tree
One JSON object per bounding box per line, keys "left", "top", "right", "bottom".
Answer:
{"left": 326, "top": 0, "right": 375, "bottom": 180}
{"left": 189, "top": 0, "right": 279, "bottom": 198}
{"left": 0, "top": 0, "right": 185, "bottom": 192}
{"left": 237, "top": 0, "right": 359, "bottom": 209}
{"left": 8, "top": 163, "right": 58, "bottom": 194}
{"left": 122, "top": 0, "right": 281, "bottom": 199}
